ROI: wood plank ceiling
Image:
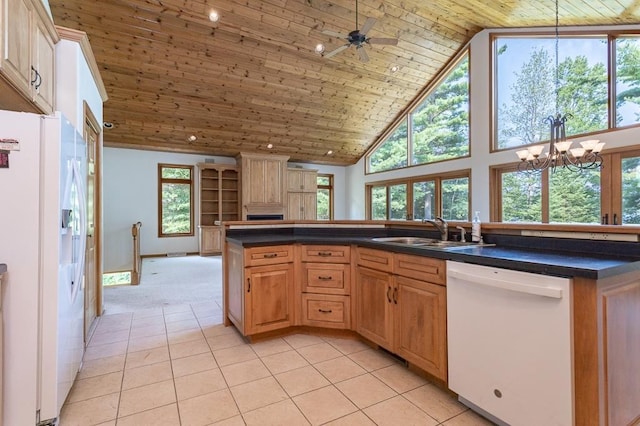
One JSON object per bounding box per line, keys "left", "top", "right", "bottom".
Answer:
{"left": 49, "top": 0, "right": 640, "bottom": 165}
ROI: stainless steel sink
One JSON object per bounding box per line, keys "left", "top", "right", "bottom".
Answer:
{"left": 371, "top": 236, "right": 441, "bottom": 245}
{"left": 371, "top": 236, "right": 494, "bottom": 250}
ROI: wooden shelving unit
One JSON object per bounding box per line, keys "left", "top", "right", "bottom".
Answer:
{"left": 198, "top": 163, "right": 239, "bottom": 255}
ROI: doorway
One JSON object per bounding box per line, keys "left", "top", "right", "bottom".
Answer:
{"left": 83, "top": 102, "right": 102, "bottom": 339}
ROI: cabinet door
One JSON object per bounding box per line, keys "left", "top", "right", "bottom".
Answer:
{"left": 32, "top": 15, "right": 54, "bottom": 113}
{"left": 246, "top": 263, "right": 293, "bottom": 334}
{"left": 200, "top": 226, "right": 221, "bottom": 255}
{"left": 302, "top": 192, "right": 316, "bottom": 219}
{"left": 355, "top": 266, "right": 394, "bottom": 349}
{"left": 245, "top": 157, "right": 285, "bottom": 205}
{"left": 263, "top": 158, "right": 285, "bottom": 204}
{"left": 302, "top": 170, "right": 317, "bottom": 192}
{"left": 2, "top": 0, "right": 32, "bottom": 95}
{"left": 287, "top": 192, "right": 302, "bottom": 220}
{"left": 394, "top": 275, "right": 447, "bottom": 381}
{"left": 287, "top": 169, "right": 303, "bottom": 192}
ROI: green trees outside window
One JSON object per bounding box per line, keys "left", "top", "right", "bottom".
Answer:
{"left": 158, "top": 164, "right": 194, "bottom": 237}
{"left": 317, "top": 174, "right": 333, "bottom": 220}
{"left": 495, "top": 35, "right": 640, "bottom": 150}
{"left": 367, "top": 52, "right": 469, "bottom": 173}
{"left": 367, "top": 172, "right": 470, "bottom": 221}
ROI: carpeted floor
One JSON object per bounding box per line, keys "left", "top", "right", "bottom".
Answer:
{"left": 103, "top": 255, "right": 222, "bottom": 314}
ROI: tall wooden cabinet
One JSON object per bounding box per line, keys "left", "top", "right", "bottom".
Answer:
{"left": 287, "top": 168, "right": 317, "bottom": 220}
{"left": 197, "top": 163, "right": 239, "bottom": 255}
{"left": 237, "top": 152, "right": 289, "bottom": 219}
{"left": 0, "top": 0, "right": 58, "bottom": 113}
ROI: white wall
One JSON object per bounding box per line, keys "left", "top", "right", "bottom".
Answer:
{"left": 344, "top": 26, "right": 640, "bottom": 220}
{"left": 56, "top": 39, "right": 104, "bottom": 130}
{"left": 103, "top": 149, "right": 235, "bottom": 271}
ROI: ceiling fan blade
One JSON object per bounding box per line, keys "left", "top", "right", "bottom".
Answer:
{"left": 360, "top": 17, "right": 376, "bottom": 35}
{"left": 323, "top": 44, "right": 350, "bottom": 59}
{"left": 322, "top": 29, "right": 348, "bottom": 39}
{"left": 368, "top": 37, "right": 398, "bottom": 46}
{"left": 356, "top": 45, "right": 369, "bottom": 62}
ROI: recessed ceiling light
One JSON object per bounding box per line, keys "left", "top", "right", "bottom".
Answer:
{"left": 209, "top": 10, "right": 219, "bottom": 22}
{"left": 188, "top": 135, "right": 197, "bottom": 142}
{"left": 390, "top": 65, "right": 400, "bottom": 73}
{"left": 103, "top": 122, "right": 114, "bottom": 129}
{"left": 315, "top": 43, "right": 325, "bottom": 54}
{"left": 326, "top": 150, "right": 334, "bottom": 155}
{"left": 267, "top": 143, "right": 274, "bottom": 149}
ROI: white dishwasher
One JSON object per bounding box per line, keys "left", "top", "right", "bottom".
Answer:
{"left": 446, "top": 261, "right": 573, "bottom": 426}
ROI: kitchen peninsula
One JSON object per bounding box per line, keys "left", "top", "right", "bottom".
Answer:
{"left": 222, "top": 220, "right": 640, "bottom": 426}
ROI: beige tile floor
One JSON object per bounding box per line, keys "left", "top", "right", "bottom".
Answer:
{"left": 60, "top": 302, "right": 495, "bottom": 426}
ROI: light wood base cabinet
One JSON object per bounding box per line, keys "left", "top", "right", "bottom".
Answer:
{"left": 355, "top": 265, "right": 394, "bottom": 348}
{"left": 300, "top": 245, "right": 352, "bottom": 330}
{"left": 355, "top": 247, "right": 447, "bottom": 382}
{"left": 225, "top": 243, "right": 294, "bottom": 336}
{"left": 573, "top": 272, "right": 640, "bottom": 426}
{"left": 199, "top": 226, "right": 221, "bottom": 255}
{"left": 394, "top": 275, "right": 446, "bottom": 381}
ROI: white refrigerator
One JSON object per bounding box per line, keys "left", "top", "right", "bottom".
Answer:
{"left": 0, "top": 111, "right": 87, "bottom": 425}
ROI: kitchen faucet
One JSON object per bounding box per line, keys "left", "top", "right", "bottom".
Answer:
{"left": 424, "top": 217, "right": 448, "bottom": 241}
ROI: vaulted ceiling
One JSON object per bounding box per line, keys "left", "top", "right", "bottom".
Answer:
{"left": 49, "top": 0, "right": 640, "bottom": 165}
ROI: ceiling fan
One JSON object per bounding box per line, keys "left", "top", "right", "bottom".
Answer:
{"left": 321, "top": 0, "right": 398, "bottom": 62}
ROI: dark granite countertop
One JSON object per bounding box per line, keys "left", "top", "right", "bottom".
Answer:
{"left": 226, "top": 228, "right": 640, "bottom": 280}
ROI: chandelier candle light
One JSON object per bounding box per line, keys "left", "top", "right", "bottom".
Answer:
{"left": 516, "top": 0, "right": 605, "bottom": 174}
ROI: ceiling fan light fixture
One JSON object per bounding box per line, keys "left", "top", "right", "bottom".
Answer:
{"left": 208, "top": 10, "right": 219, "bottom": 22}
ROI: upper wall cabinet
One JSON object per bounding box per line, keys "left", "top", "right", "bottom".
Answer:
{"left": 237, "top": 152, "right": 290, "bottom": 219}
{"left": 0, "top": 0, "right": 58, "bottom": 113}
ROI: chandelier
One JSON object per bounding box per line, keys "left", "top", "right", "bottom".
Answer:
{"left": 516, "top": 0, "right": 605, "bottom": 174}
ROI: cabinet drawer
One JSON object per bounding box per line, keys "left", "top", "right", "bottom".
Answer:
{"left": 301, "top": 294, "right": 351, "bottom": 329}
{"left": 394, "top": 253, "right": 445, "bottom": 285}
{"left": 245, "top": 245, "right": 293, "bottom": 266}
{"left": 357, "top": 247, "right": 393, "bottom": 272}
{"left": 301, "top": 245, "right": 351, "bottom": 263}
{"left": 303, "top": 263, "right": 350, "bottom": 295}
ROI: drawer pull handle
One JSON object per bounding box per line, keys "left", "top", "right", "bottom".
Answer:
{"left": 393, "top": 287, "right": 398, "bottom": 304}
{"left": 318, "top": 308, "right": 333, "bottom": 313}
{"left": 386, "top": 286, "right": 392, "bottom": 303}
{"left": 318, "top": 252, "right": 333, "bottom": 257}
{"left": 247, "top": 278, "right": 251, "bottom": 293}
{"left": 263, "top": 253, "right": 277, "bottom": 258}
{"left": 318, "top": 276, "right": 333, "bottom": 280}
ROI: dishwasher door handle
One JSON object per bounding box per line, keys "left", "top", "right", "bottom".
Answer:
{"left": 448, "top": 270, "right": 563, "bottom": 299}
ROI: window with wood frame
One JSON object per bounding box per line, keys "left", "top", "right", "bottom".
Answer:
{"left": 158, "top": 164, "right": 194, "bottom": 237}
{"left": 316, "top": 174, "right": 334, "bottom": 220}
{"left": 366, "top": 171, "right": 471, "bottom": 221}
{"left": 366, "top": 51, "right": 470, "bottom": 174}
{"left": 493, "top": 33, "right": 640, "bottom": 152}
{"left": 490, "top": 146, "right": 640, "bottom": 225}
